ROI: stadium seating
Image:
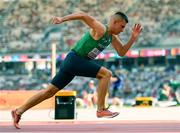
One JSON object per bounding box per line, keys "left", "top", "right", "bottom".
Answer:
{"left": 0, "top": 0, "right": 180, "bottom": 53}
{"left": 0, "top": 0, "right": 179, "bottom": 102}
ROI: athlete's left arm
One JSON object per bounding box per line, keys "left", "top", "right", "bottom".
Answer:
{"left": 112, "top": 24, "right": 142, "bottom": 57}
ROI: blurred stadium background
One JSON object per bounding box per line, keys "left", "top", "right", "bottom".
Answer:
{"left": 0, "top": 0, "right": 180, "bottom": 110}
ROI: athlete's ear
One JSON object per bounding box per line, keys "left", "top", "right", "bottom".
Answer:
{"left": 112, "top": 19, "right": 116, "bottom": 24}
{"left": 114, "top": 19, "right": 120, "bottom": 25}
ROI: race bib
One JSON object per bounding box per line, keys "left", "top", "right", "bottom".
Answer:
{"left": 87, "top": 48, "right": 101, "bottom": 59}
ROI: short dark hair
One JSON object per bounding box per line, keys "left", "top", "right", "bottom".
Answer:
{"left": 114, "top": 12, "right": 128, "bottom": 23}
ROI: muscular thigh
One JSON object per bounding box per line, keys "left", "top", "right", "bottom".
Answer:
{"left": 63, "top": 51, "right": 101, "bottom": 78}
{"left": 51, "top": 69, "right": 75, "bottom": 90}
{"left": 72, "top": 59, "right": 101, "bottom": 78}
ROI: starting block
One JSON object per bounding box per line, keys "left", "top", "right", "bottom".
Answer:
{"left": 135, "top": 97, "right": 154, "bottom": 107}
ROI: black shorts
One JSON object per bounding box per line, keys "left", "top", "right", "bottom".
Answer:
{"left": 51, "top": 51, "right": 101, "bottom": 89}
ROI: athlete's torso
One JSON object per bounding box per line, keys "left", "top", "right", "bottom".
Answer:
{"left": 72, "top": 26, "right": 112, "bottom": 59}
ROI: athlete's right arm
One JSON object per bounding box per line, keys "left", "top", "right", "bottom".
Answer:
{"left": 51, "top": 11, "right": 105, "bottom": 36}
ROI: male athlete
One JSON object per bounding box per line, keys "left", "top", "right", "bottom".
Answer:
{"left": 11, "top": 11, "right": 142, "bottom": 129}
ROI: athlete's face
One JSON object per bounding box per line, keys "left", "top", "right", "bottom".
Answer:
{"left": 112, "top": 19, "right": 127, "bottom": 35}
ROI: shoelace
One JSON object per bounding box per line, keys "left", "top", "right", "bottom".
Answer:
{"left": 15, "top": 110, "right": 21, "bottom": 123}
{"left": 97, "top": 105, "right": 111, "bottom": 112}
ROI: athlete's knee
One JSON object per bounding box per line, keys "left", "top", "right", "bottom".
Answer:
{"left": 96, "top": 67, "right": 112, "bottom": 80}
{"left": 104, "top": 70, "right": 112, "bottom": 79}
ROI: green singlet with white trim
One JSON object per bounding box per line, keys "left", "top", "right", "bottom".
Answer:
{"left": 72, "top": 26, "right": 112, "bottom": 59}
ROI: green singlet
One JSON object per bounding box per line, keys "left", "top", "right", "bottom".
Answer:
{"left": 72, "top": 26, "right": 112, "bottom": 59}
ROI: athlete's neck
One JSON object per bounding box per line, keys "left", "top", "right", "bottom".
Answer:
{"left": 107, "top": 25, "right": 113, "bottom": 35}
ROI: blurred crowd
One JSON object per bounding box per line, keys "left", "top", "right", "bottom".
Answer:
{"left": 0, "top": 64, "right": 179, "bottom": 107}
{"left": 0, "top": 0, "right": 179, "bottom": 107}
{"left": 0, "top": 0, "right": 180, "bottom": 53}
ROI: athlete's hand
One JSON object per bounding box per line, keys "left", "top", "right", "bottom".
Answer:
{"left": 51, "top": 17, "right": 63, "bottom": 24}
{"left": 131, "top": 24, "right": 143, "bottom": 39}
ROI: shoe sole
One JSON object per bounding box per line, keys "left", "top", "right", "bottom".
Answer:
{"left": 97, "top": 112, "right": 119, "bottom": 118}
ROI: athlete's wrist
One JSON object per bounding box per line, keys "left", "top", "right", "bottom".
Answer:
{"left": 130, "top": 35, "right": 137, "bottom": 43}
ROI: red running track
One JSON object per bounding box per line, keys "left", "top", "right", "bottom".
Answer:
{"left": 1, "top": 120, "right": 180, "bottom": 133}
